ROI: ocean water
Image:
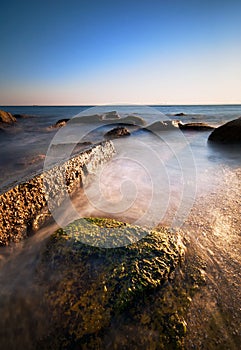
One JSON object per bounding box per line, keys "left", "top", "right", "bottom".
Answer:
{"left": 0, "top": 105, "right": 241, "bottom": 348}
{"left": 0, "top": 104, "right": 240, "bottom": 228}
{"left": 0, "top": 104, "right": 240, "bottom": 193}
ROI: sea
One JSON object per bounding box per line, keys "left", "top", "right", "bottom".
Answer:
{"left": 0, "top": 104, "right": 241, "bottom": 348}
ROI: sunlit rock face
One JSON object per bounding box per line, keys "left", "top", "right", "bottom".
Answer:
{"left": 0, "top": 110, "right": 17, "bottom": 125}
{"left": 0, "top": 141, "right": 115, "bottom": 246}
{"left": 208, "top": 117, "right": 241, "bottom": 143}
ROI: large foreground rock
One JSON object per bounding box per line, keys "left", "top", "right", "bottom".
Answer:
{"left": 35, "top": 217, "right": 187, "bottom": 349}
{"left": 208, "top": 117, "right": 241, "bottom": 143}
{"left": 0, "top": 110, "right": 16, "bottom": 124}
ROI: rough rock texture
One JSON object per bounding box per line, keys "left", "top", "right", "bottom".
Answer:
{"left": 0, "top": 110, "right": 16, "bottom": 124}
{"left": 104, "top": 126, "right": 131, "bottom": 139}
{"left": 178, "top": 122, "right": 214, "bottom": 131}
{"left": 0, "top": 141, "right": 115, "bottom": 246}
{"left": 36, "top": 217, "right": 187, "bottom": 349}
{"left": 208, "top": 117, "right": 241, "bottom": 143}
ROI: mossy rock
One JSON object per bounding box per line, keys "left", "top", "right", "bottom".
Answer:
{"left": 36, "top": 217, "right": 186, "bottom": 349}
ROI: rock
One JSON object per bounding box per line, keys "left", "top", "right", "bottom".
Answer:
{"left": 174, "top": 112, "right": 186, "bottom": 116}
{"left": 145, "top": 120, "right": 179, "bottom": 132}
{"left": 104, "top": 126, "right": 130, "bottom": 139}
{"left": 208, "top": 117, "right": 241, "bottom": 144}
{"left": 0, "top": 110, "right": 16, "bottom": 124}
{"left": 102, "top": 111, "right": 120, "bottom": 120}
{"left": 178, "top": 122, "right": 214, "bottom": 131}
{"left": 53, "top": 118, "right": 70, "bottom": 128}
{"left": 0, "top": 141, "right": 115, "bottom": 246}
{"left": 35, "top": 217, "right": 185, "bottom": 348}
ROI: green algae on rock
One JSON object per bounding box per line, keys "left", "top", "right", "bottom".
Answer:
{"left": 52, "top": 217, "right": 152, "bottom": 248}
{"left": 36, "top": 217, "right": 187, "bottom": 349}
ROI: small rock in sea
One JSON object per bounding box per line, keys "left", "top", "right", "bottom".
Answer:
{"left": 208, "top": 117, "right": 241, "bottom": 143}
{"left": 178, "top": 122, "right": 214, "bottom": 131}
{"left": 53, "top": 118, "right": 70, "bottom": 128}
{"left": 102, "top": 111, "right": 120, "bottom": 120}
{"left": 104, "top": 126, "right": 130, "bottom": 139}
{"left": 174, "top": 112, "right": 186, "bottom": 116}
{"left": 145, "top": 120, "right": 179, "bottom": 132}
{"left": 0, "top": 110, "right": 17, "bottom": 124}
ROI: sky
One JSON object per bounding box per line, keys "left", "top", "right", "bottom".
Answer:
{"left": 0, "top": 0, "right": 241, "bottom": 105}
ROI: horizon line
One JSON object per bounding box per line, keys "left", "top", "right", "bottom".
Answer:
{"left": 1, "top": 103, "right": 241, "bottom": 107}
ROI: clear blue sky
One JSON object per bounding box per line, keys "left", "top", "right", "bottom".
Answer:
{"left": 1, "top": 0, "right": 241, "bottom": 105}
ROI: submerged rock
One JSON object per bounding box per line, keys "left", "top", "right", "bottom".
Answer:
{"left": 178, "top": 122, "right": 214, "bottom": 131}
{"left": 36, "top": 217, "right": 186, "bottom": 348}
{"left": 145, "top": 120, "right": 179, "bottom": 132}
{"left": 174, "top": 112, "right": 186, "bottom": 117}
{"left": 104, "top": 126, "right": 131, "bottom": 139}
{"left": 208, "top": 117, "right": 241, "bottom": 143}
{"left": 102, "top": 111, "right": 120, "bottom": 120}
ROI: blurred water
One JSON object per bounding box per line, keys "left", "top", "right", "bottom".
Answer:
{"left": 0, "top": 105, "right": 241, "bottom": 348}
{"left": 0, "top": 104, "right": 241, "bottom": 193}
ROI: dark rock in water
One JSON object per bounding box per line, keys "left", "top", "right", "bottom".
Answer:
{"left": 145, "top": 120, "right": 179, "bottom": 132}
{"left": 178, "top": 122, "right": 214, "bottom": 131}
{"left": 53, "top": 118, "right": 70, "bottom": 128}
{"left": 208, "top": 117, "right": 241, "bottom": 144}
{"left": 0, "top": 110, "right": 17, "bottom": 124}
{"left": 174, "top": 112, "right": 186, "bottom": 116}
{"left": 105, "top": 126, "right": 130, "bottom": 139}
{"left": 102, "top": 110, "right": 120, "bottom": 120}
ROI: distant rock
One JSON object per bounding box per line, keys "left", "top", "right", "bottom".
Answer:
{"left": 0, "top": 110, "right": 16, "bottom": 125}
{"left": 102, "top": 111, "right": 120, "bottom": 120}
{"left": 178, "top": 122, "right": 214, "bottom": 131}
{"left": 105, "top": 126, "right": 131, "bottom": 139}
{"left": 208, "top": 117, "right": 241, "bottom": 144}
{"left": 53, "top": 118, "right": 70, "bottom": 128}
{"left": 145, "top": 120, "right": 179, "bottom": 132}
{"left": 174, "top": 112, "right": 186, "bottom": 117}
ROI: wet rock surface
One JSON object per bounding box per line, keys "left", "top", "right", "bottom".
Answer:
{"left": 0, "top": 141, "right": 115, "bottom": 246}
{"left": 178, "top": 122, "right": 214, "bottom": 131}
{"left": 0, "top": 110, "right": 17, "bottom": 125}
{"left": 52, "top": 118, "right": 70, "bottom": 128}
{"left": 34, "top": 217, "right": 195, "bottom": 349}
{"left": 208, "top": 117, "right": 241, "bottom": 143}
{"left": 145, "top": 120, "right": 180, "bottom": 132}
{"left": 104, "top": 126, "right": 131, "bottom": 139}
